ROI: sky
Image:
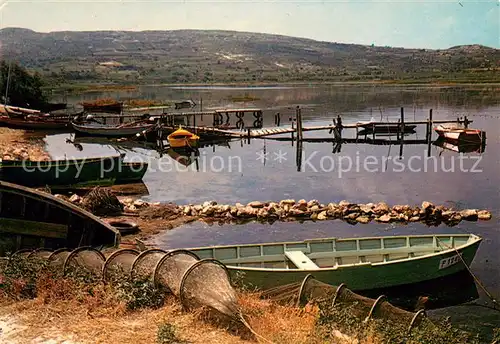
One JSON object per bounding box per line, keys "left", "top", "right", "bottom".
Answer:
{"left": 0, "top": 0, "right": 498, "bottom": 49}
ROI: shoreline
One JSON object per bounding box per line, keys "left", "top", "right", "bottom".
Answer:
{"left": 48, "top": 80, "right": 500, "bottom": 94}
{"left": 0, "top": 128, "right": 50, "bottom": 161}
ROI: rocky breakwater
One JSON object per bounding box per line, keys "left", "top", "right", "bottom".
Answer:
{"left": 179, "top": 199, "right": 492, "bottom": 226}
{"left": 63, "top": 192, "right": 493, "bottom": 229}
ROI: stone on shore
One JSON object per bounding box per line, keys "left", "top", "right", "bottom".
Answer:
{"left": 478, "top": 210, "right": 492, "bottom": 220}
{"left": 356, "top": 216, "right": 371, "bottom": 224}
{"left": 422, "top": 201, "right": 434, "bottom": 211}
{"left": 373, "top": 202, "right": 390, "bottom": 215}
{"left": 248, "top": 201, "right": 264, "bottom": 208}
{"left": 295, "top": 199, "right": 308, "bottom": 210}
{"left": 376, "top": 214, "right": 392, "bottom": 223}
{"left": 69, "top": 194, "right": 82, "bottom": 204}
{"left": 460, "top": 209, "right": 478, "bottom": 221}
{"left": 133, "top": 199, "right": 148, "bottom": 208}
{"left": 339, "top": 200, "right": 351, "bottom": 207}
{"left": 317, "top": 211, "right": 328, "bottom": 220}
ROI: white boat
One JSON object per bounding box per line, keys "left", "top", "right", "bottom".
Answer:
{"left": 72, "top": 121, "right": 154, "bottom": 137}
{"left": 434, "top": 125, "right": 486, "bottom": 144}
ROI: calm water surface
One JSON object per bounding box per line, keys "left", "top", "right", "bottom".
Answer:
{"left": 47, "top": 85, "right": 500, "bottom": 335}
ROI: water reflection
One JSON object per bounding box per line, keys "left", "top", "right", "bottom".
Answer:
{"left": 360, "top": 270, "right": 479, "bottom": 311}
{"left": 433, "top": 137, "right": 487, "bottom": 154}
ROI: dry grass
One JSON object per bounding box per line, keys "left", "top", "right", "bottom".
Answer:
{"left": 239, "top": 292, "right": 325, "bottom": 344}
{"left": 0, "top": 269, "right": 343, "bottom": 344}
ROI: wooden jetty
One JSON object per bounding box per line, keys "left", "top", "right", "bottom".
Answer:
{"left": 149, "top": 107, "right": 472, "bottom": 142}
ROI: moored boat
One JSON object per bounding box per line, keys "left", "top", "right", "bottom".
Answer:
{"left": 434, "top": 125, "right": 486, "bottom": 144}
{"left": 167, "top": 127, "right": 200, "bottom": 148}
{"left": 0, "top": 155, "right": 122, "bottom": 187}
{"left": 0, "top": 181, "right": 119, "bottom": 255}
{"left": 0, "top": 115, "right": 70, "bottom": 130}
{"left": 72, "top": 121, "right": 155, "bottom": 137}
{"left": 115, "top": 161, "right": 149, "bottom": 183}
{"left": 0, "top": 156, "right": 148, "bottom": 187}
{"left": 357, "top": 120, "right": 417, "bottom": 134}
{"left": 186, "top": 233, "right": 482, "bottom": 291}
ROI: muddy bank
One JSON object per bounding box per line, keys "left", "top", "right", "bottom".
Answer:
{"left": 0, "top": 128, "right": 50, "bottom": 161}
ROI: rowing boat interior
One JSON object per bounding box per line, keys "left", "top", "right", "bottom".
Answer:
{"left": 190, "top": 234, "right": 477, "bottom": 270}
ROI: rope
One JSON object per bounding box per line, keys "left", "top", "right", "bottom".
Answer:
{"left": 238, "top": 310, "right": 276, "bottom": 344}
{"left": 436, "top": 237, "right": 499, "bottom": 310}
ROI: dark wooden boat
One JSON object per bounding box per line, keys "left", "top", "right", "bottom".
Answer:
{"left": 0, "top": 115, "right": 70, "bottom": 130}
{"left": 0, "top": 181, "right": 119, "bottom": 255}
{"left": 357, "top": 121, "right": 417, "bottom": 135}
{"left": 81, "top": 100, "right": 123, "bottom": 114}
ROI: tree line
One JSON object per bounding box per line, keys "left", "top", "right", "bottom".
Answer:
{"left": 0, "top": 60, "right": 47, "bottom": 109}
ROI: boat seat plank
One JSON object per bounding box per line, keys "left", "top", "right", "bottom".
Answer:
{"left": 285, "top": 250, "right": 319, "bottom": 270}
{"left": 0, "top": 217, "right": 68, "bottom": 239}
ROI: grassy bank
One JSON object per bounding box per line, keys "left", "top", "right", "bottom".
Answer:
{"left": 1, "top": 255, "right": 497, "bottom": 344}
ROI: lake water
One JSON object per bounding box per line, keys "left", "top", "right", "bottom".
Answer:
{"left": 47, "top": 84, "right": 500, "bottom": 337}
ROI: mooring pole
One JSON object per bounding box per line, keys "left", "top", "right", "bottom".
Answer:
{"left": 296, "top": 140, "right": 303, "bottom": 172}
{"left": 464, "top": 116, "right": 469, "bottom": 128}
{"left": 296, "top": 106, "right": 303, "bottom": 142}
{"left": 427, "top": 109, "right": 433, "bottom": 157}
{"left": 400, "top": 107, "right": 405, "bottom": 138}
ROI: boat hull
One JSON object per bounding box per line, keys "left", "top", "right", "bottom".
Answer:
{"left": 72, "top": 122, "right": 154, "bottom": 137}
{"left": 189, "top": 234, "right": 481, "bottom": 291}
{"left": 434, "top": 126, "right": 486, "bottom": 144}
{"left": 0, "top": 181, "right": 119, "bottom": 255}
{"left": 0, "top": 116, "right": 69, "bottom": 130}
{"left": 168, "top": 138, "right": 199, "bottom": 148}
{"left": 358, "top": 124, "right": 417, "bottom": 134}
{"left": 115, "top": 162, "right": 148, "bottom": 183}
{"left": 227, "top": 240, "right": 480, "bottom": 291}
{"left": 0, "top": 156, "right": 123, "bottom": 187}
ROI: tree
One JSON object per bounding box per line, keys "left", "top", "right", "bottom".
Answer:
{"left": 0, "top": 60, "right": 47, "bottom": 109}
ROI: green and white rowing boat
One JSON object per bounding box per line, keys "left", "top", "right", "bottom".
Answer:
{"left": 188, "top": 233, "right": 482, "bottom": 291}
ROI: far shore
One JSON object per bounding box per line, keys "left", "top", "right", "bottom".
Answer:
{"left": 47, "top": 80, "right": 500, "bottom": 94}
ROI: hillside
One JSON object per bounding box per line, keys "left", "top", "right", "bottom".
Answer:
{"left": 0, "top": 28, "right": 499, "bottom": 85}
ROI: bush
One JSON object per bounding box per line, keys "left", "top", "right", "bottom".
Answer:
{"left": 113, "top": 277, "right": 166, "bottom": 311}
{"left": 157, "top": 322, "right": 180, "bottom": 344}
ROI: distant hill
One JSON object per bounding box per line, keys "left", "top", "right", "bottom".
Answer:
{"left": 0, "top": 28, "right": 499, "bottom": 85}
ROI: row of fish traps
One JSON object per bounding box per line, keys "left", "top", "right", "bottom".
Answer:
{"left": 262, "top": 274, "right": 430, "bottom": 333}
{"left": 8, "top": 247, "right": 241, "bottom": 321}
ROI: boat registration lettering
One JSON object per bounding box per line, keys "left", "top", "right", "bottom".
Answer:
{"left": 438, "top": 254, "right": 462, "bottom": 270}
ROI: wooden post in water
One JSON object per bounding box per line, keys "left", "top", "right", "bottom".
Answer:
{"left": 464, "top": 116, "right": 469, "bottom": 128}
{"left": 200, "top": 97, "right": 203, "bottom": 112}
{"left": 399, "top": 107, "right": 405, "bottom": 157}
{"left": 295, "top": 106, "right": 303, "bottom": 142}
{"left": 427, "top": 109, "right": 433, "bottom": 157}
